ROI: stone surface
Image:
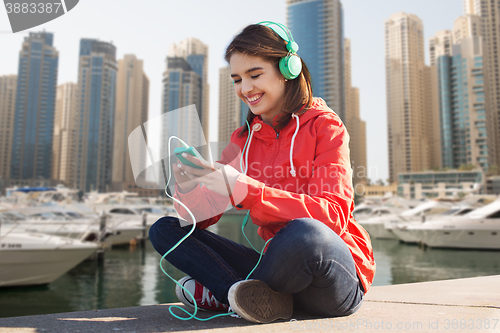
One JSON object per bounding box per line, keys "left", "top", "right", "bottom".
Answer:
{"left": 0, "top": 275, "right": 499, "bottom": 332}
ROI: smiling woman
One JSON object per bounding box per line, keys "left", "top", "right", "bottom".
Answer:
{"left": 230, "top": 54, "right": 286, "bottom": 125}
{"left": 149, "top": 22, "right": 375, "bottom": 324}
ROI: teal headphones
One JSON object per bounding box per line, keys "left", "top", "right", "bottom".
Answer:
{"left": 257, "top": 21, "right": 302, "bottom": 80}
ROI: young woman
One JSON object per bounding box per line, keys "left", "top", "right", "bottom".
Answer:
{"left": 149, "top": 22, "right": 375, "bottom": 324}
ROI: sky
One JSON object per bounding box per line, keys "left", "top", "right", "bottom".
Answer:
{"left": 0, "top": 0, "right": 464, "bottom": 183}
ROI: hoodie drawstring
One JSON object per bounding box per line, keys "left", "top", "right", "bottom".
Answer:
{"left": 289, "top": 114, "right": 299, "bottom": 177}
{"left": 243, "top": 127, "right": 255, "bottom": 175}
{"left": 243, "top": 114, "right": 300, "bottom": 177}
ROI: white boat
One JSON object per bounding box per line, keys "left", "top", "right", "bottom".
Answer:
{"left": 86, "top": 192, "right": 178, "bottom": 236}
{"left": 359, "top": 200, "right": 455, "bottom": 240}
{"left": 356, "top": 207, "right": 408, "bottom": 239}
{"left": 0, "top": 226, "right": 98, "bottom": 287}
{"left": 390, "top": 205, "right": 474, "bottom": 243}
{"left": 402, "top": 198, "right": 500, "bottom": 250}
{"left": 1, "top": 208, "right": 144, "bottom": 247}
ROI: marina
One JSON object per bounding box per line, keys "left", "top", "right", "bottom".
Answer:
{"left": 0, "top": 187, "right": 499, "bottom": 318}
{"left": 1, "top": 212, "right": 500, "bottom": 318}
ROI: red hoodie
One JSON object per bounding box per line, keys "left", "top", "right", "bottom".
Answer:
{"left": 174, "top": 97, "right": 376, "bottom": 293}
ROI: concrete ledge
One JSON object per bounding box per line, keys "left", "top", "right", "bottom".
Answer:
{"left": 0, "top": 275, "right": 499, "bottom": 332}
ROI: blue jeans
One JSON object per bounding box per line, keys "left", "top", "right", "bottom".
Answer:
{"left": 149, "top": 216, "right": 364, "bottom": 317}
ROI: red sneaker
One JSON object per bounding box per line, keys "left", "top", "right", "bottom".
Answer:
{"left": 175, "top": 276, "right": 228, "bottom": 312}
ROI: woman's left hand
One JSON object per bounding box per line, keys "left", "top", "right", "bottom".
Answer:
{"left": 177, "top": 153, "right": 241, "bottom": 197}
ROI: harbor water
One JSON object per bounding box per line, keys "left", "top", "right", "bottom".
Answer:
{"left": 1, "top": 213, "right": 499, "bottom": 318}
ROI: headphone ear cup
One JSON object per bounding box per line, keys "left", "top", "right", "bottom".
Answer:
{"left": 280, "top": 55, "right": 302, "bottom": 80}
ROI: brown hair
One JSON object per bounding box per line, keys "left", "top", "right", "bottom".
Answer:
{"left": 224, "top": 24, "right": 314, "bottom": 135}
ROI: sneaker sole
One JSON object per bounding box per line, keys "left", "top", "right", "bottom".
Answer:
{"left": 228, "top": 280, "right": 293, "bottom": 324}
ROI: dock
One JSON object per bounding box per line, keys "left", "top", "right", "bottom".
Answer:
{"left": 0, "top": 275, "right": 498, "bottom": 332}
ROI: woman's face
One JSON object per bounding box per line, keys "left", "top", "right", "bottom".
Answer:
{"left": 229, "top": 53, "right": 286, "bottom": 126}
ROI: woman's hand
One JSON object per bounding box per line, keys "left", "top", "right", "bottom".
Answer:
{"left": 172, "top": 162, "right": 198, "bottom": 193}
{"left": 176, "top": 153, "right": 241, "bottom": 197}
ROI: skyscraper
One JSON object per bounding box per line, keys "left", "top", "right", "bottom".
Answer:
{"left": 433, "top": 14, "right": 488, "bottom": 171}
{"left": 218, "top": 66, "right": 247, "bottom": 144}
{"left": 75, "top": 39, "right": 117, "bottom": 192}
{"left": 287, "top": 0, "right": 345, "bottom": 121}
{"left": 52, "top": 82, "right": 77, "bottom": 184}
{"left": 343, "top": 39, "right": 367, "bottom": 185}
{"left": 168, "top": 38, "right": 210, "bottom": 141}
{"left": 465, "top": 0, "right": 500, "bottom": 171}
{"left": 11, "top": 32, "right": 58, "bottom": 180}
{"left": 161, "top": 57, "right": 203, "bottom": 151}
{"left": 0, "top": 75, "right": 17, "bottom": 180}
{"left": 385, "top": 13, "right": 435, "bottom": 182}
{"left": 436, "top": 36, "right": 487, "bottom": 170}
{"left": 112, "top": 55, "right": 149, "bottom": 190}
{"left": 429, "top": 30, "right": 452, "bottom": 66}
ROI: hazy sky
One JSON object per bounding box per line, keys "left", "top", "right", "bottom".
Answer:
{"left": 0, "top": 0, "right": 464, "bottom": 182}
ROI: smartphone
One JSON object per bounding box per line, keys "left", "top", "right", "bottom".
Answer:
{"left": 174, "top": 146, "right": 205, "bottom": 169}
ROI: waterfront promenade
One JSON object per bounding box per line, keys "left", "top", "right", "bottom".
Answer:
{"left": 0, "top": 275, "right": 498, "bottom": 332}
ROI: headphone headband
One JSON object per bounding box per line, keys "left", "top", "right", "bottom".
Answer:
{"left": 257, "top": 21, "right": 299, "bottom": 54}
{"left": 256, "top": 20, "right": 302, "bottom": 80}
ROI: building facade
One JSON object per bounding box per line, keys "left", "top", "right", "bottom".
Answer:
{"left": 343, "top": 39, "right": 367, "bottom": 185}
{"left": 397, "top": 169, "right": 484, "bottom": 199}
{"left": 75, "top": 39, "right": 117, "bottom": 192}
{"left": 11, "top": 32, "right": 58, "bottom": 180}
{"left": 218, "top": 66, "right": 247, "bottom": 144}
{"left": 466, "top": 0, "right": 500, "bottom": 173}
{"left": 161, "top": 57, "right": 203, "bottom": 150}
{"left": 52, "top": 82, "right": 78, "bottom": 185}
{"left": 385, "top": 13, "right": 436, "bottom": 182}
{"left": 111, "top": 55, "right": 149, "bottom": 190}
{"left": 436, "top": 35, "right": 488, "bottom": 171}
{"left": 287, "top": 0, "right": 345, "bottom": 121}
{"left": 0, "top": 75, "right": 17, "bottom": 180}
{"left": 168, "top": 38, "right": 210, "bottom": 141}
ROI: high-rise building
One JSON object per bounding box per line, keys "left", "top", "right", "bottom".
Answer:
{"left": 161, "top": 57, "right": 203, "bottom": 150}
{"left": 429, "top": 30, "right": 452, "bottom": 66}
{"left": 427, "top": 31, "right": 453, "bottom": 169}
{"left": 385, "top": 13, "right": 435, "bottom": 182}
{"left": 75, "top": 39, "right": 117, "bottom": 192}
{"left": 11, "top": 32, "right": 58, "bottom": 180}
{"left": 52, "top": 82, "right": 77, "bottom": 184}
{"left": 287, "top": 0, "right": 345, "bottom": 121}
{"left": 218, "top": 66, "right": 247, "bottom": 143}
{"left": 343, "top": 39, "right": 367, "bottom": 185}
{"left": 111, "top": 55, "right": 149, "bottom": 190}
{"left": 465, "top": 0, "right": 500, "bottom": 172}
{"left": 0, "top": 75, "right": 17, "bottom": 180}
{"left": 453, "top": 14, "right": 482, "bottom": 44}
{"left": 435, "top": 35, "right": 487, "bottom": 170}
{"left": 168, "top": 38, "right": 210, "bottom": 141}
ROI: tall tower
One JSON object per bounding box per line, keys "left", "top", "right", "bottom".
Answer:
{"left": 287, "top": 0, "right": 345, "bottom": 121}
{"left": 218, "top": 66, "right": 247, "bottom": 143}
{"left": 112, "top": 55, "right": 149, "bottom": 189}
{"left": 429, "top": 30, "right": 452, "bottom": 66}
{"left": 75, "top": 39, "right": 117, "bottom": 192}
{"left": 161, "top": 57, "right": 203, "bottom": 149}
{"left": 434, "top": 15, "right": 488, "bottom": 171}
{"left": 168, "top": 38, "right": 210, "bottom": 141}
{"left": 11, "top": 32, "right": 58, "bottom": 180}
{"left": 52, "top": 82, "right": 78, "bottom": 184}
{"left": 0, "top": 75, "right": 17, "bottom": 180}
{"left": 385, "top": 13, "right": 432, "bottom": 182}
{"left": 343, "top": 39, "right": 367, "bottom": 185}
{"left": 466, "top": 0, "right": 500, "bottom": 172}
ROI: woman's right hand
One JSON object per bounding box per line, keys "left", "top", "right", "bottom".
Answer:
{"left": 172, "top": 163, "right": 198, "bottom": 193}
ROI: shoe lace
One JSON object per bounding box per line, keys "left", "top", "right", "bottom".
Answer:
{"left": 228, "top": 306, "right": 241, "bottom": 318}
{"left": 201, "top": 285, "right": 223, "bottom": 308}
